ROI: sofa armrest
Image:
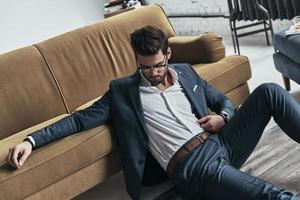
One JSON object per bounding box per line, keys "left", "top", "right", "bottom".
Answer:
{"left": 168, "top": 32, "right": 225, "bottom": 64}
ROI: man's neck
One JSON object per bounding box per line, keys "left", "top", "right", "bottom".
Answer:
{"left": 155, "top": 71, "right": 173, "bottom": 91}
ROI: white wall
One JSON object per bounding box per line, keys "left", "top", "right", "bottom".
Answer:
{"left": 0, "top": 0, "right": 105, "bottom": 54}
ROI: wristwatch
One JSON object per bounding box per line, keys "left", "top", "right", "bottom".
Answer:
{"left": 219, "top": 111, "right": 230, "bottom": 123}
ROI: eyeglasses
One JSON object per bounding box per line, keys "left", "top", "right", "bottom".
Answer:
{"left": 137, "top": 55, "right": 168, "bottom": 72}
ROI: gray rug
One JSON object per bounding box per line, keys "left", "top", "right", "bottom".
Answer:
{"left": 241, "top": 125, "right": 300, "bottom": 196}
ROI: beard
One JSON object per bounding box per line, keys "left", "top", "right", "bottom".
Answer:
{"left": 147, "top": 68, "right": 168, "bottom": 86}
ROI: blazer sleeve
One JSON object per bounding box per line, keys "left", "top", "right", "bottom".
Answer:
{"left": 188, "top": 64, "right": 235, "bottom": 118}
{"left": 28, "top": 86, "right": 112, "bottom": 149}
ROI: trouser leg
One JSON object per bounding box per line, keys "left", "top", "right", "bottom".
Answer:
{"left": 219, "top": 83, "right": 300, "bottom": 168}
{"left": 202, "top": 159, "right": 297, "bottom": 200}
{"left": 171, "top": 83, "right": 300, "bottom": 200}
{"left": 171, "top": 142, "right": 299, "bottom": 200}
{"left": 170, "top": 141, "right": 299, "bottom": 200}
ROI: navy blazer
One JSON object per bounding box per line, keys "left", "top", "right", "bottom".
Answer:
{"left": 30, "top": 63, "right": 234, "bottom": 200}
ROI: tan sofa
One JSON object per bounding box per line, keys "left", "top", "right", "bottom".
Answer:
{"left": 0, "top": 4, "right": 251, "bottom": 200}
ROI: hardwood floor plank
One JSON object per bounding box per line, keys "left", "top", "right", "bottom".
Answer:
{"left": 241, "top": 126, "right": 300, "bottom": 196}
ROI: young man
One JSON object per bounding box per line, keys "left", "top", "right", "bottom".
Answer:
{"left": 6, "top": 26, "right": 300, "bottom": 200}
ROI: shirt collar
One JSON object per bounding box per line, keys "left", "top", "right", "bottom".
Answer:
{"left": 139, "top": 67, "right": 178, "bottom": 87}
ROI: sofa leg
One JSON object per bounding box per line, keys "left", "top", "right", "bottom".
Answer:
{"left": 282, "top": 75, "right": 291, "bottom": 91}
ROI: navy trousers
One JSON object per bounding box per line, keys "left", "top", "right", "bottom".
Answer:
{"left": 169, "top": 83, "right": 300, "bottom": 200}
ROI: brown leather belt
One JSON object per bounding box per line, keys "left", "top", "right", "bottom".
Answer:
{"left": 166, "top": 131, "right": 210, "bottom": 175}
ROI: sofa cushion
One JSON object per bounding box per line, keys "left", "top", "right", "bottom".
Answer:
{"left": 274, "top": 29, "right": 300, "bottom": 64}
{"left": 0, "top": 46, "right": 68, "bottom": 140}
{"left": 23, "top": 151, "right": 122, "bottom": 200}
{"left": 225, "top": 83, "right": 250, "bottom": 108}
{"left": 169, "top": 33, "right": 225, "bottom": 64}
{"left": 192, "top": 55, "right": 251, "bottom": 94}
{"left": 35, "top": 4, "right": 176, "bottom": 113}
{"left": 0, "top": 114, "right": 116, "bottom": 200}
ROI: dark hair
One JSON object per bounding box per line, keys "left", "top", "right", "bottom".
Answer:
{"left": 130, "top": 25, "right": 169, "bottom": 56}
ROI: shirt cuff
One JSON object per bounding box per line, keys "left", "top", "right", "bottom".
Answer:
{"left": 25, "top": 136, "right": 36, "bottom": 148}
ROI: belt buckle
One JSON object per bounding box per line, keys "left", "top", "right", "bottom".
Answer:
{"left": 196, "top": 134, "right": 204, "bottom": 143}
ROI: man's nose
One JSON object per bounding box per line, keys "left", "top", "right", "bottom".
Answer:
{"left": 149, "top": 67, "right": 158, "bottom": 75}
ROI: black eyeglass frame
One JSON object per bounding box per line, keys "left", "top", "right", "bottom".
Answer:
{"left": 137, "top": 55, "right": 168, "bottom": 72}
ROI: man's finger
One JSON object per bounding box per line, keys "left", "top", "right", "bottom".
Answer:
{"left": 11, "top": 148, "right": 20, "bottom": 168}
{"left": 197, "top": 116, "right": 209, "bottom": 124}
{"left": 19, "top": 150, "right": 30, "bottom": 167}
{"left": 6, "top": 148, "right": 13, "bottom": 166}
{"left": 200, "top": 121, "right": 210, "bottom": 129}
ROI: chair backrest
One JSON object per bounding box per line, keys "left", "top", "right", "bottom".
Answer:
{"left": 228, "top": 0, "right": 300, "bottom": 21}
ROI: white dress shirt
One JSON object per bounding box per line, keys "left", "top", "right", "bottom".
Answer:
{"left": 139, "top": 68, "right": 204, "bottom": 170}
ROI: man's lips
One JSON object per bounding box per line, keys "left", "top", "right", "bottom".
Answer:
{"left": 149, "top": 76, "right": 160, "bottom": 79}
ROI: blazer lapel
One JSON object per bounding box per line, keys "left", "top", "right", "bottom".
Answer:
{"left": 126, "top": 71, "right": 148, "bottom": 134}
{"left": 176, "top": 69, "right": 205, "bottom": 118}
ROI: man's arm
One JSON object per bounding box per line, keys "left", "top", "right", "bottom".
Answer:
{"left": 6, "top": 88, "right": 112, "bottom": 168}
{"left": 201, "top": 78, "right": 234, "bottom": 118}
{"left": 186, "top": 64, "right": 234, "bottom": 132}
{"left": 187, "top": 64, "right": 234, "bottom": 118}
{"left": 29, "top": 89, "right": 111, "bottom": 149}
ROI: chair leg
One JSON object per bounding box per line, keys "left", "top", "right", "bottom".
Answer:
{"left": 232, "top": 20, "right": 240, "bottom": 55}
{"left": 230, "top": 22, "right": 237, "bottom": 53}
{"left": 263, "top": 20, "right": 270, "bottom": 45}
{"left": 229, "top": 14, "right": 237, "bottom": 54}
{"left": 282, "top": 75, "right": 291, "bottom": 91}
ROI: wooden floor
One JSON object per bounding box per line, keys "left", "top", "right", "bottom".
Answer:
{"left": 241, "top": 126, "right": 300, "bottom": 197}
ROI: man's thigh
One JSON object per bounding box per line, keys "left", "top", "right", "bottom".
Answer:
{"left": 218, "top": 84, "right": 275, "bottom": 168}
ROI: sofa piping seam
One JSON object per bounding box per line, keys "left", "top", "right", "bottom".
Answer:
{"left": 155, "top": 4, "right": 176, "bottom": 36}
{"left": 33, "top": 44, "right": 70, "bottom": 113}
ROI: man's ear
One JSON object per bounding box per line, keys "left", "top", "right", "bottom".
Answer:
{"left": 167, "top": 47, "right": 172, "bottom": 60}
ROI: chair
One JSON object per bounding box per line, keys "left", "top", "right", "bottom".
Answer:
{"left": 227, "top": 0, "right": 274, "bottom": 54}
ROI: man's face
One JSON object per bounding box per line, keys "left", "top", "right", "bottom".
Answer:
{"left": 136, "top": 49, "right": 170, "bottom": 86}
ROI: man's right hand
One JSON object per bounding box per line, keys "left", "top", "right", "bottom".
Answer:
{"left": 6, "top": 141, "right": 32, "bottom": 169}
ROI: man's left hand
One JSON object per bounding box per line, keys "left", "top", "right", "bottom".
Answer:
{"left": 197, "top": 115, "right": 225, "bottom": 133}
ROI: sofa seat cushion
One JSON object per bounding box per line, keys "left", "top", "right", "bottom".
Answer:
{"left": 192, "top": 55, "right": 251, "bottom": 94}
{"left": 0, "top": 114, "right": 116, "bottom": 200}
{"left": 274, "top": 29, "right": 300, "bottom": 64}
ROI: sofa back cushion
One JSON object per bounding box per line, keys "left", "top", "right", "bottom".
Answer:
{"left": 36, "top": 4, "right": 175, "bottom": 112}
{"left": 0, "top": 47, "right": 67, "bottom": 139}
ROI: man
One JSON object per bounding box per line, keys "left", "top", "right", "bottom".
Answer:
{"left": 6, "top": 26, "right": 300, "bottom": 200}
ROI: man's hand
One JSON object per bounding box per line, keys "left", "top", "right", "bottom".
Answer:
{"left": 6, "top": 141, "right": 32, "bottom": 168}
{"left": 197, "top": 115, "right": 225, "bottom": 133}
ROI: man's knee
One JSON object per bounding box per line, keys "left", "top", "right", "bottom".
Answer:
{"left": 254, "top": 83, "right": 284, "bottom": 96}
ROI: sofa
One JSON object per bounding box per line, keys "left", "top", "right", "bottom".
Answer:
{"left": 0, "top": 4, "right": 251, "bottom": 200}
